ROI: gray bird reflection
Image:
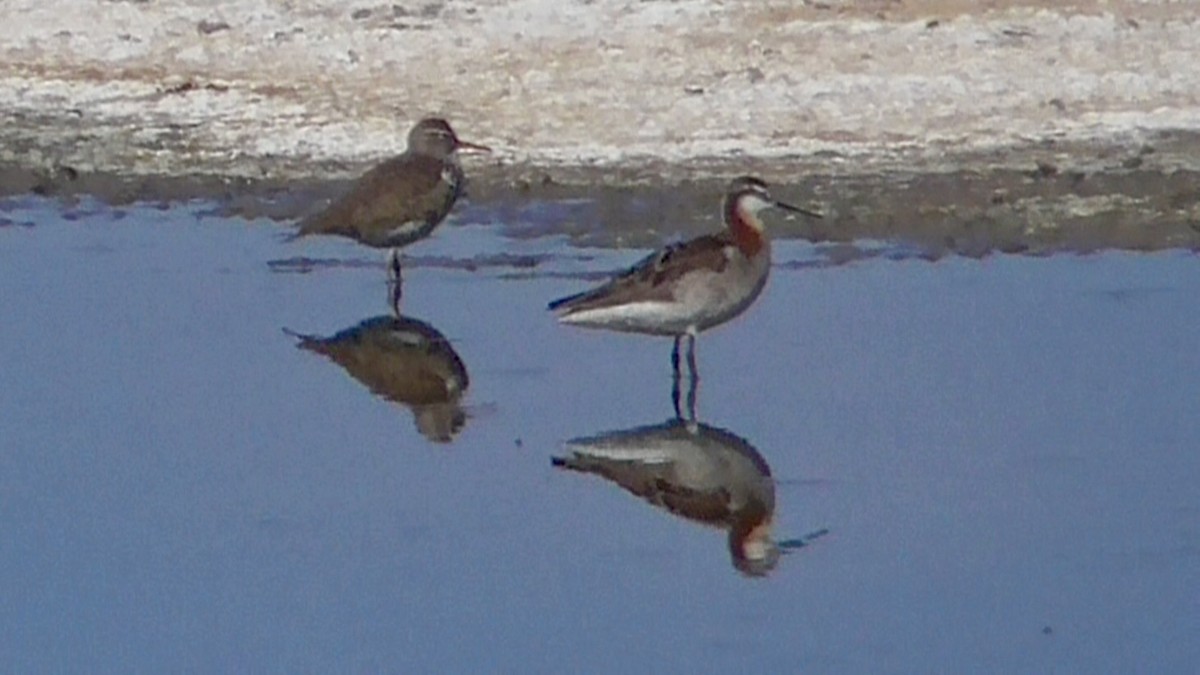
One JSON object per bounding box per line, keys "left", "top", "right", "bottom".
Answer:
{"left": 286, "top": 314, "right": 469, "bottom": 443}
{"left": 553, "top": 380, "right": 820, "bottom": 577}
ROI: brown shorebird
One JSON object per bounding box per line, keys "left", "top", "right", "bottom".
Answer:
{"left": 294, "top": 117, "right": 491, "bottom": 313}
{"left": 285, "top": 314, "right": 470, "bottom": 443}
{"left": 553, "top": 413, "right": 820, "bottom": 577}
{"left": 548, "top": 176, "right": 821, "bottom": 380}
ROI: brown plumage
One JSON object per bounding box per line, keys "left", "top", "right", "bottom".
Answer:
{"left": 286, "top": 314, "right": 470, "bottom": 443}
{"left": 295, "top": 117, "right": 490, "bottom": 251}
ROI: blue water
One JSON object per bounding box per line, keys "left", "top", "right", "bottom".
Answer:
{"left": 1, "top": 196, "right": 1198, "bottom": 671}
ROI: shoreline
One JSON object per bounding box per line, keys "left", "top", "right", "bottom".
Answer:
{"left": 3, "top": 0, "right": 1200, "bottom": 255}
{"left": 6, "top": 140, "right": 1199, "bottom": 260}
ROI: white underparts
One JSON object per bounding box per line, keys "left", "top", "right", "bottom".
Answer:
{"left": 563, "top": 444, "right": 675, "bottom": 464}
{"left": 387, "top": 220, "right": 424, "bottom": 239}
{"left": 557, "top": 301, "right": 690, "bottom": 333}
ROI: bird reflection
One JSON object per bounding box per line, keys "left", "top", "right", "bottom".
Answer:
{"left": 286, "top": 314, "right": 469, "bottom": 443}
{"left": 553, "top": 378, "right": 819, "bottom": 577}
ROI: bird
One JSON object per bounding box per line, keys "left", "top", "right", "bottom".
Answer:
{"left": 293, "top": 117, "right": 491, "bottom": 314}
{"left": 284, "top": 314, "right": 470, "bottom": 443}
{"left": 548, "top": 176, "right": 821, "bottom": 379}
{"left": 553, "top": 417, "right": 800, "bottom": 577}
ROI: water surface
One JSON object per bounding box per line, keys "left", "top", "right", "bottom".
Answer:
{"left": 1, "top": 196, "right": 1198, "bottom": 671}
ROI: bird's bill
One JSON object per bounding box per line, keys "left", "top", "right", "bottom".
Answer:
{"left": 774, "top": 199, "right": 824, "bottom": 219}
{"left": 455, "top": 139, "right": 493, "bottom": 154}
{"left": 778, "top": 527, "right": 830, "bottom": 554}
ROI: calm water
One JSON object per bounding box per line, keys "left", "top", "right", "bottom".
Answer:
{"left": 1, "top": 196, "right": 1198, "bottom": 672}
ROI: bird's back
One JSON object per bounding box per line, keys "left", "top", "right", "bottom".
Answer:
{"left": 297, "top": 154, "right": 463, "bottom": 249}
{"left": 550, "top": 232, "right": 770, "bottom": 335}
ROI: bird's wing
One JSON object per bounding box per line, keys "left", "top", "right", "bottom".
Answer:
{"left": 552, "top": 454, "right": 733, "bottom": 527}
{"left": 549, "top": 233, "right": 734, "bottom": 312}
{"left": 297, "top": 155, "right": 454, "bottom": 239}
{"left": 654, "top": 481, "right": 734, "bottom": 525}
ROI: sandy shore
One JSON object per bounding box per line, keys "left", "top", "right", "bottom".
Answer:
{"left": 3, "top": 0, "right": 1200, "bottom": 181}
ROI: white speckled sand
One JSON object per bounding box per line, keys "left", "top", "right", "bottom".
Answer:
{"left": 2, "top": 0, "right": 1199, "bottom": 179}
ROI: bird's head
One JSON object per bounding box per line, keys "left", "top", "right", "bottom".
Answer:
{"left": 723, "top": 176, "right": 823, "bottom": 231}
{"left": 409, "top": 117, "right": 492, "bottom": 158}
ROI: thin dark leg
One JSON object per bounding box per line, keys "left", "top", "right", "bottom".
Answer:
{"left": 671, "top": 335, "right": 683, "bottom": 419}
{"left": 671, "top": 372, "right": 683, "bottom": 420}
{"left": 389, "top": 282, "right": 402, "bottom": 317}
{"left": 686, "top": 334, "right": 698, "bottom": 382}
{"left": 684, "top": 369, "right": 698, "bottom": 422}
{"left": 387, "top": 249, "right": 403, "bottom": 317}
{"left": 386, "top": 248, "right": 402, "bottom": 282}
{"left": 685, "top": 334, "right": 698, "bottom": 421}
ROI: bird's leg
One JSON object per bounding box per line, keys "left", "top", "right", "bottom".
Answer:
{"left": 685, "top": 360, "right": 698, "bottom": 422}
{"left": 671, "top": 377, "right": 683, "bottom": 420}
{"left": 685, "top": 333, "right": 699, "bottom": 420}
{"left": 389, "top": 283, "right": 403, "bottom": 318}
{"left": 670, "top": 335, "right": 683, "bottom": 419}
{"left": 671, "top": 337, "right": 683, "bottom": 420}
{"left": 387, "top": 248, "right": 402, "bottom": 283}
{"left": 671, "top": 335, "right": 682, "bottom": 376}
{"left": 685, "top": 333, "right": 699, "bottom": 383}
{"left": 387, "top": 248, "right": 403, "bottom": 317}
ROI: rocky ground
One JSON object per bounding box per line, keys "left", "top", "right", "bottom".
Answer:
{"left": 3, "top": 0, "right": 1200, "bottom": 254}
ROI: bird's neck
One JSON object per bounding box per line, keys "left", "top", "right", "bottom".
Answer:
{"left": 727, "top": 206, "right": 767, "bottom": 257}
{"left": 729, "top": 510, "right": 773, "bottom": 561}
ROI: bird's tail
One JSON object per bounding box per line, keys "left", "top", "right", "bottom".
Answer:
{"left": 289, "top": 211, "right": 327, "bottom": 240}
{"left": 281, "top": 210, "right": 325, "bottom": 243}
{"left": 551, "top": 455, "right": 588, "bottom": 472}
{"left": 281, "top": 326, "right": 321, "bottom": 350}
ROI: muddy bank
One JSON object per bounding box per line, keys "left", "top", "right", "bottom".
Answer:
{"left": 4, "top": 0, "right": 1200, "bottom": 176}
{"left": 5, "top": 129, "right": 1200, "bottom": 260}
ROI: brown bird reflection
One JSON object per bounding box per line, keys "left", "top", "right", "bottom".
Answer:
{"left": 553, "top": 416, "right": 813, "bottom": 577}
{"left": 286, "top": 314, "right": 469, "bottom": 443}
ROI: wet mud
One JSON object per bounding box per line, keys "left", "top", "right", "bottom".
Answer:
{"left": 5, "top": 131, "right": 1200, "bottom": 262}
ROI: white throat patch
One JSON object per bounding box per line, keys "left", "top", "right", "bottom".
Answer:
{"left": 739, "top": 192, "right": 774, "bottom": 216}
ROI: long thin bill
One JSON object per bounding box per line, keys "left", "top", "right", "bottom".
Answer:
{"left": 775, "top": 200, "right": 824, "bottom": 219}
{"left": 456, "top": 140, "right": 493, "bottom": 153}
{"left": 778, "top": 527, "right": 831, "bottom": 554}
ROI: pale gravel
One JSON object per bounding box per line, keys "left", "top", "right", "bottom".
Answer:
{"left": 2, "top": 0, "right": 1199, "bottom": 181}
